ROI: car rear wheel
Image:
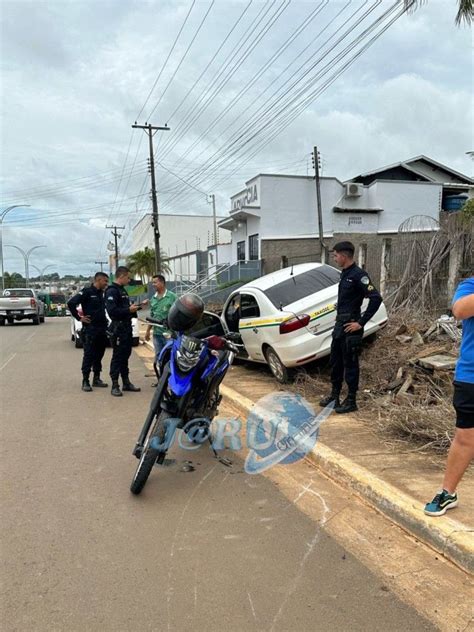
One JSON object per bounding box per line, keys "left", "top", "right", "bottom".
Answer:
{"left": 264, "top": 346, "right": 291, "bottom": 384}
{"left": 40, "top": 315, "right": 45, "bottom": 323}
{"left": 7, "top": 317, "right": 14, "bottom": 325}
{"left": 32, "top": 315, "right": 40, "bottom": 325}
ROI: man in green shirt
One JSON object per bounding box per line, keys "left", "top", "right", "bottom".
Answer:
{"left": 144, "top": 275, "right": 177, "bottom": 379}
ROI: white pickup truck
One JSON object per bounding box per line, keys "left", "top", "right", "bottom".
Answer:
{"left": 0, "top": 288, "right": 45, "bottom": 325}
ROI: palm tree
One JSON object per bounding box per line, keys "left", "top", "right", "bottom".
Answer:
{"left": 127, "top": 247, "right": 171, "bottom": 283}
{"left": 405, "top": 0, "right": 472, "bottom": 26}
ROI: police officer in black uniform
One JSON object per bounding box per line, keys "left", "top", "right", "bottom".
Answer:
{"left": 68, "top": 272, "right": 109, "bottom": 392}
{"left": 320, "top": 241, "right": 382, "bottom": 414}
{"left": 105, "top": 266, "right": 148, "bottom": 397}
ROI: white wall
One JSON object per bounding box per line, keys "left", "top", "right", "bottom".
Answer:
{"left": 216, "top": 243, "right": 232, "bottom": 265}
{"left": 374, "top": 181, "right": 441, "bottom": 232}
{"left": 167, "top": 253, "right": 199, "bottom": 281}
{"left": 132, "top": 214, "right": 229, "bottom": 257}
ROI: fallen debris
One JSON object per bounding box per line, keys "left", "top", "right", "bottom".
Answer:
{"left": 293, "top": 309, "right": 460, "bottom": 452}
{"left": 417, "top": 354, "right": 457, "bottom": 371}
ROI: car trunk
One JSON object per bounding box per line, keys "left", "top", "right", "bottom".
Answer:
{"left": 283, "top": 285, "right": 338, "bottom": 336}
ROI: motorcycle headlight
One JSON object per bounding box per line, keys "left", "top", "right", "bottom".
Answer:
{"left": 176, "top": 336, "right": 202, "bottom": 372}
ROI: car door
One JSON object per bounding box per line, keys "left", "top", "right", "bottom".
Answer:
{"left": 222, "top": 293, "right": 250, "bottom": 358}
{"left": 237, "top": 292, "right": 265, "bottom": 361}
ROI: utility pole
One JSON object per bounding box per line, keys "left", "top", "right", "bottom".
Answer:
{"left": 312, "top": 146, "right": 325, "bottom": 263}
{"left": 95, "top": 260, "right": 107, "bottom": 272}
{"left": 208, "top": 194, "right": 218, "bottom": 265}
{"left": 106, "top": 226, "right": 125, "bottom": 273}
{"left": 132, "top": 122, "right": 170, "bottom": 273}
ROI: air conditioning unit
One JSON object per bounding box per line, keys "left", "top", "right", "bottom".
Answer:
{"left": 345, "top": 182, "right": 363, "bottom": 197}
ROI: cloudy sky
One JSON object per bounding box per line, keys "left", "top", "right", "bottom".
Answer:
{"left": 1, "top": 0, "right": 472, "bottom": 276}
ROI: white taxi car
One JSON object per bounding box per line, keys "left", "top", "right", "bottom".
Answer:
{"left": 207, "top": 263, "right": 387, "bottom": 383}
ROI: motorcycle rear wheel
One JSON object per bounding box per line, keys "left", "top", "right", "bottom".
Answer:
{"left": 130, "top": 414, "right": 167, "bottom": 495}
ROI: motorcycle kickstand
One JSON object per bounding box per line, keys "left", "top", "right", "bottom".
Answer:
{"left": 208, "top": 435, "right": 232, "bottom": 467}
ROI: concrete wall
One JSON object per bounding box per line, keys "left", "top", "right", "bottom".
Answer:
{"left": 261, "top": 237, "right": 323, "bottom": 274}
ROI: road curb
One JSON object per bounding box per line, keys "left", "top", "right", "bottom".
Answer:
{"left": 220, "top": 383, "right": 474, "bottom": 575}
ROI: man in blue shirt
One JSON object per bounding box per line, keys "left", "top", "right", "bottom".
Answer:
{"left": 425, "top": 276, "right": 474, "bottom": 516}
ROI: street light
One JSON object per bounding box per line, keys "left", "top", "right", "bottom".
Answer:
{"left": 0, "top": 205, "right": 31, "bottom": 291}
{"left": 29, "top": 263, "right": 55, "bottom": 288}
{"left": 4, "top": 244, "right": 46, "bottom": 287}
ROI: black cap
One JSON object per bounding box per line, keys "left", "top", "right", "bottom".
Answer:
{"left": 332, "top": 241, "right": 355, "bottom": 256}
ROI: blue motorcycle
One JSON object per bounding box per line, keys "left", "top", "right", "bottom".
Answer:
{"left": 130, "top": 295, "right": 240, "bottom": 495}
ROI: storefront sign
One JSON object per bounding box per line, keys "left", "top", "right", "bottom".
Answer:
{"left": 232, "top": 183, "right": 258, "bottom": 211}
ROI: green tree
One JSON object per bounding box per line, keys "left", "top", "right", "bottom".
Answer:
{"left": 126, "top": 247, "right": 170, "bottom": 283}
{"left": 4, "top": 272, "right": 26, "bottom": 288}
{"left": 405, "top": 0, "right": 472, "bottom": 26}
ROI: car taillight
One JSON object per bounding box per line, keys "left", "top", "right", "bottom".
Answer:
{"left": 30, "top": 299, "right": 36, "bottom": 308}
{"left": 279, "top": 314, "right": 310, "bottom": 334}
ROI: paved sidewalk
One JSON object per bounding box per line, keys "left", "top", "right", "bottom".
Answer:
{"left": 220, "top": 361, "right": 474, "bottom": 574}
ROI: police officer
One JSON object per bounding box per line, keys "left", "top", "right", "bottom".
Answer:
{"left": 320, "top": 241, "right": 382, "bottom": 414}
{"left": 68, "top": 272, "right": 109, "bottom": 392}
{"left": 105, "top": 266, "right": 148, "bottom": 397}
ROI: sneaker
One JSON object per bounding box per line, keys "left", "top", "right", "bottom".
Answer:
{"left": 424, "top": 490, "right": 458, "bottom": 516}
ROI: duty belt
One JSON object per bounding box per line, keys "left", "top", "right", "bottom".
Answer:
{"left": 335, "top": 313, "right": 360, "bottom": 324}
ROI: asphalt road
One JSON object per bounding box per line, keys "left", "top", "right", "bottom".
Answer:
{"left": 0, "top": 318, "right": 443, "bottom": 631}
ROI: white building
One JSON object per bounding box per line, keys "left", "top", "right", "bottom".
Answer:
{"left": 217, "top": 155, "right": 473, "bottom": 274}
{"left": 132, "top": 213, "right": 230, "bottom": 259}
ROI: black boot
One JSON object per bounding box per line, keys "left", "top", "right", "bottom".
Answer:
{"left": 92, "top": 375, "right": 108, "bottom": 388}
{"left": 319, "top": 389, "right": 340, "bottom": 408}
{"left": 111, "top": 380, "right": 122, "bottom": 397}
{"left": 82, "top": 377, "right": 93, "bottom": 392}
{"left": 122, "top": 380, "right": 141, "bottom": 392}
{"left": 335, "top": 393, "right": 358, "bottom": 414}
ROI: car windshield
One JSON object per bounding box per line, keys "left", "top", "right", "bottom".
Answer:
{"left": 3, "top": 289, "right": 33, "bottom": 297}
{"left": 263, "top": 265, "right": 340, "bottom": 309}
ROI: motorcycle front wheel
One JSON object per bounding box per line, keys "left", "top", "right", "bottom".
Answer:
{"left": 130, "top": 413, "right": 167, "bottom": 495}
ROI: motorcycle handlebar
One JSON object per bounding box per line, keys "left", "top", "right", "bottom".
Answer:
{"left": 145, "top": 317, "right": 168, "bottom": 326}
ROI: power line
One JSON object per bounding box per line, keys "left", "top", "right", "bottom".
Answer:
{"left": 158, "top": 0, "right": 279, "bottom": 158}
{"left": 164, "top": 0, "right": 253, "bottom": 125}
{"left": 135, "top": 0, "right": 197, "bottom": 122}
{"left": 146, "top": 0, "right": 216, "bottom": 122}
{"left": 161, "top": 1, "right": 394, "bottom": 209}
{"left": 162, "top": 0, "right": 327, "bottom": 169}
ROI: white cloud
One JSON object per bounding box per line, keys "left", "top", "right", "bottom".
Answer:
{"left": 0, "top": 0, "right": 471, "bottom": 274}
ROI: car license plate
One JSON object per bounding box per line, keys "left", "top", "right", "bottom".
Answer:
{"left": 10, "top": 310, "right": 22, "bottom": 315}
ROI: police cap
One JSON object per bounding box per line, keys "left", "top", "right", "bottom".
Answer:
{"left": 332, "top": 241, "right": 355, "bottom": 256}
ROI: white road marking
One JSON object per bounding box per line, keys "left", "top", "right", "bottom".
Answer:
{"left": 0, "top": 353, "right": 16, "bottom": 372}
{"left": 26, "top": 331, "right": 37, "bottom": 342}
{"left": 247, "top": 592, "right": 257, "bottom": 621}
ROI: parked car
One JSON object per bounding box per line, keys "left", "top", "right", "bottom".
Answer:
{"left": 192, "top": 263, "right": 388, "bottom": 383}
{"left": 70, "top": 309, "right": 140, "bottom": 349}
{"left": 0, "top": 288, "right": 45, "bottom": 326}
